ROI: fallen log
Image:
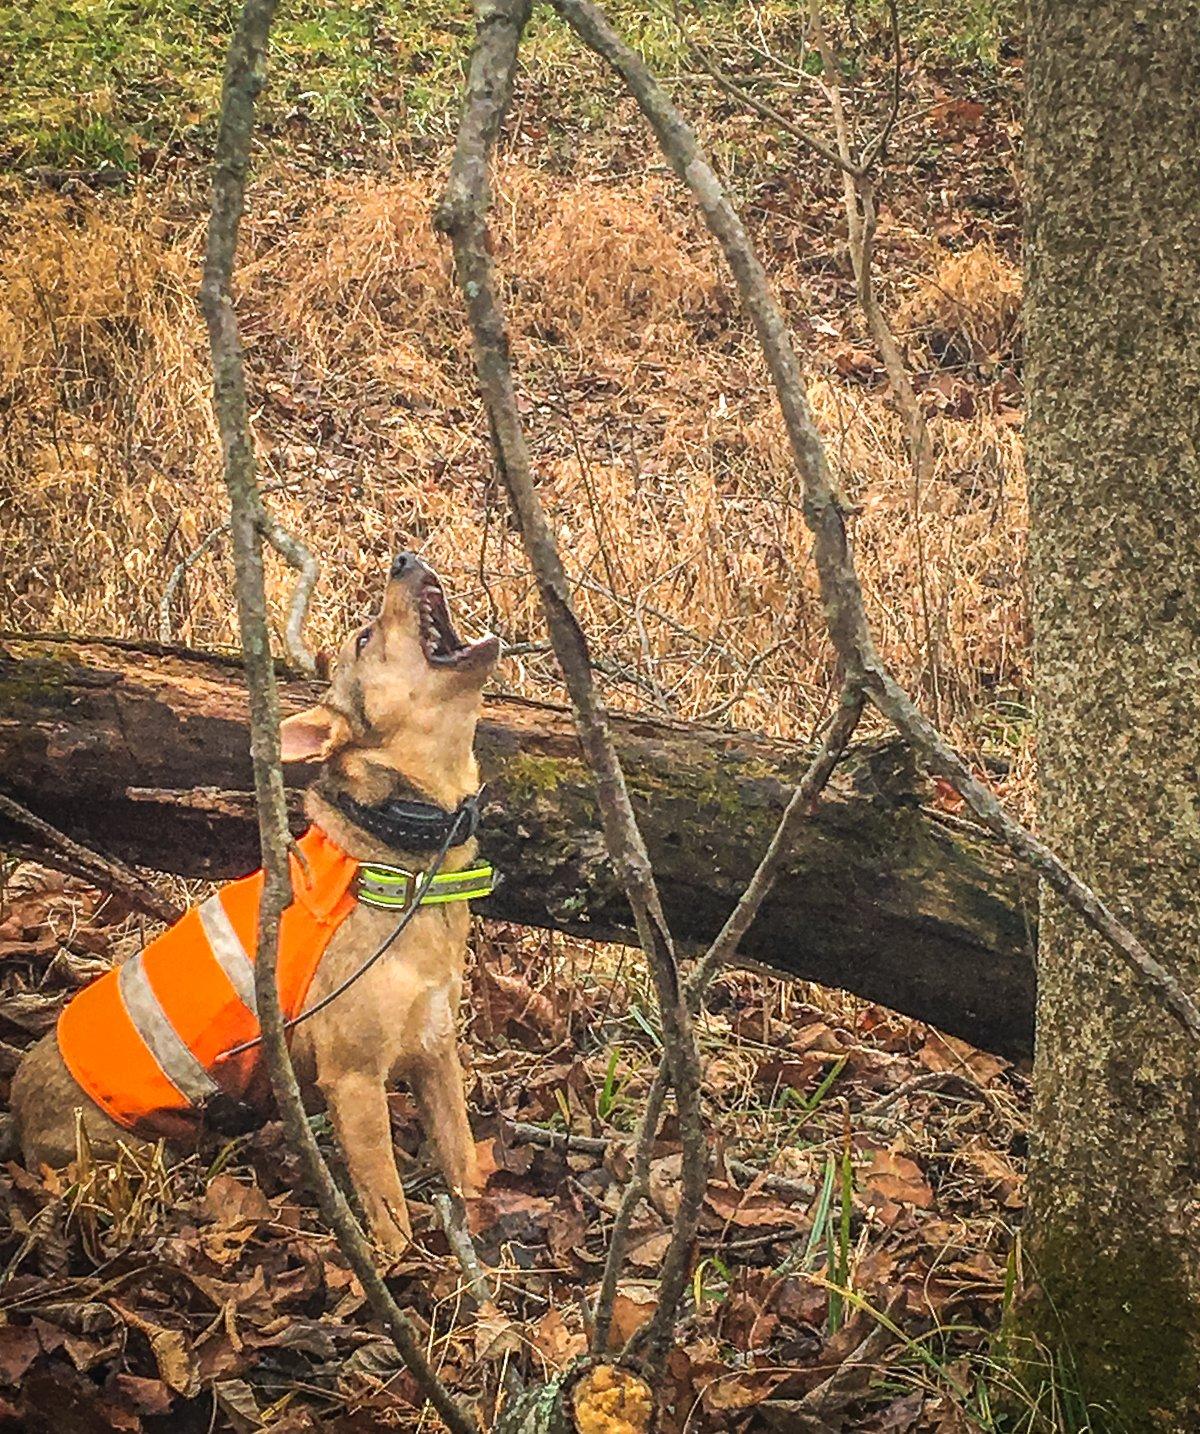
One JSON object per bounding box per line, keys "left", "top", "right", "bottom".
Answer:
{"left": 0, "top": 634, "right": 1037, "bottom": 1058}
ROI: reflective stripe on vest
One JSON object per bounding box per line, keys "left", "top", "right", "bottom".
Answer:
{"left": 198, "top": 893, "right": 258, "bottom": 1015}
{"left": 117, "top": 954, "right": 220, "bottom": 1105}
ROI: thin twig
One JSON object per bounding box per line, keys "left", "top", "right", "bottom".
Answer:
{"left": 434, "top": 1193, "right": 525, "bottom": 1402}
{"left": 591, "top": 685, "right": 862, "bottom": 1344}
{"left": 548, "top": 0, "right": 1200, "bottom": 1042}
{"left": 435, "top": 0, "right": 708, "bottom": 1378}
{"left": 685, "top": 33, "right": 865, "bottom": 179}
{"left": 689, "top": 681, "right": 864, "bottom": 1000}
{"left": 433, "top": 1192, "right": 495, "bottom": 1306}
{"left": 159, "top": 521, "right": 230, "bottom": 644}
{"left": 0, "top": 792, "right": 183, "bottom": 926}
{"left": 807, "top": 0, "right": 941, "bottom": 721}
{"left": 860, "top": 0, "right": 903, "bottom": 170}
{"left": 259, "top": 510, "right": 320, "bottom": 675}
{"left": 199, "top": 5, "right": 478, "bottom": 1431}
{"left": 503, "top": 1120, "right": 816, "bottom": 1204}
{"left": 590, "top": 1063, "right": 669, "bottom": 1351}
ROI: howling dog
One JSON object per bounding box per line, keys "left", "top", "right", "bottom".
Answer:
{"left": 12, "top": 553, "right": 500, "bottom": 1252}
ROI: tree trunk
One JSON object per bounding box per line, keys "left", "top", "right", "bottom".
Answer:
{"left": 0, "top": 633, "right": 1037, "bottom": 1057}
{"left": 1025, "top": 5, "right": 1200, "bottom": 1425}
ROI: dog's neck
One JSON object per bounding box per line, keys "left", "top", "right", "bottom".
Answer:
{"left": 306, "top": 759, "right": 480, "bottom": 867}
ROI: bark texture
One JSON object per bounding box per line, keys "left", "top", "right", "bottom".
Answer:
{"left": 1025, "top": 5, "right": 1200, "bottom": 1425}
{"left": 0, "top": 633, "right": 1037, "bottom": 1057}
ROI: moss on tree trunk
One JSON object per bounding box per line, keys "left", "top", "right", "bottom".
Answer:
{"left": 1025, "top": 3, "right": 1200, "bottom": 1425}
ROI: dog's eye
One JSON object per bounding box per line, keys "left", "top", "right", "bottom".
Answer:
{"left": 355, "top": 626, "right": 373, "bottom": 657}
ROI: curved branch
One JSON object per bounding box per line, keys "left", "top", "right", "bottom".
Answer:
{"left": 434, "top": 0, "right": 708, "bottom": 1376}
{"left": 199, "top": 3, "right": 480, "bottom": 1430}
{"left": 259, "top": 510, "right": 320, "bottom": 674}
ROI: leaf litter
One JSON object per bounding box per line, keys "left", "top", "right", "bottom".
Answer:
{"left": 1, "top": 868, "right": 1028, "bottom": 1431}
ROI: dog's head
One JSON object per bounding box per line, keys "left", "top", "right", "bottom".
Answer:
{"left": 280, "top": 553, "right": 500, "bottom": 803}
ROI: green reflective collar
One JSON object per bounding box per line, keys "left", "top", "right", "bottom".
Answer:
{"left": 356, "top": 862, "right": 496, "bottom": 911}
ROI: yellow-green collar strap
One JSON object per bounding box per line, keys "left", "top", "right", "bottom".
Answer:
{"left": 356, "top": 862, "right": 496, "bottom": 911}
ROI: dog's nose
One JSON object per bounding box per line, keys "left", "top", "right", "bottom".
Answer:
{"left": 390, "top": 551, "right": 417, "bottom": 579}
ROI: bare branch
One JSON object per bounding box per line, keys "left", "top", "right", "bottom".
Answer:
{"left": 689, "top": 681, "right": 864, "bottom": 998}
{"left": 590, "top": 1061, "right": 669, "bottom": 1351}
{"left": 433, "top": 1192, "right": 495, "bottom": 1307}
{"left": 685, "top": 35, "right": 865, "bottom": 179}
{"left": 435, "top": 0, "right": 708, "bottom": 1373}
{"left": 807, "top": 0, "right": 941, "bottom": 718}
{"left": 504, "top": 1120, "right": 816, "bottom": 1205}
{"left": 0, "top": 792, "right": 183, "bottom": 926}
{"left": 549, "top": 0, "right": 1200, "bottom": 1042}
{"left": 259, "top": 510, "right": 320, "bottom": 675}
{"left": 199, "top": 5, "right": 479, "bottom": 1430}
{"left": 159, "top": 521, "right": 229, "bottom": 644}
{"left": 860, "top": 0, "right": 903, "bottom": 169}
{"left": 158, "top": 484, "right": 316, "bottom": 671}
{"left": 591, "top": 682, "right": 862, "bottom": 1343}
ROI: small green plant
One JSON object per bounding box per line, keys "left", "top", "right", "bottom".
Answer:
{"left": 597, "top": 1045, "right": 627, "bottom": 1121}
{"left": 692, "top": 1252, "right": 732, "bottom": 1312}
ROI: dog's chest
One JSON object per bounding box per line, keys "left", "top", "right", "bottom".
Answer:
{"left": 298, "top": 902, "right": 470, "bottom": 1073}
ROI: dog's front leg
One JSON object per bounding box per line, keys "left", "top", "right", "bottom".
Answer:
{"left": 317, "top": 1063, "right": 412, "bottom": 1254}
{"left": 410, "top": 1041, "right": 481, "bottom": 1204}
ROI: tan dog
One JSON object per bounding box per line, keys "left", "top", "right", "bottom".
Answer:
{"left": 11, "top": 553, "right": 499, "bottom": 1252}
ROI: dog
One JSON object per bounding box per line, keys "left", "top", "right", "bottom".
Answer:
{"left": 11, "top": 552, "right": 500, "bottom": 1252}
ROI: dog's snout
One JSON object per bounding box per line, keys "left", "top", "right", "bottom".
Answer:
{"left": 390, "top": 551, "right": 433, "bottom": 582}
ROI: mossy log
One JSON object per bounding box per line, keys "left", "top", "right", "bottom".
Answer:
{"left": 0, "top": 634, "right": 1036, "bottom": 1057}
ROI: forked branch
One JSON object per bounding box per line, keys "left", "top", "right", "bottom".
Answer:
{"left": 200, "top": 4, "right": 478, "bottom": 1430}
{"left": 547, "top": 0, "right": 1200, "bottom": 1039}
{"left": 591, "top": 681, "right": 864, "bottom": 1353}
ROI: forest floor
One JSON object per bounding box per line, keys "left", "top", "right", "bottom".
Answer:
{"left": 0, "top": 1, "right": 1074, "bottom": 1430}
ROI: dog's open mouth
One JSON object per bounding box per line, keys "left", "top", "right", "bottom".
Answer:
{"left": 418, "top": 577, "right": 492, "bottom": 667}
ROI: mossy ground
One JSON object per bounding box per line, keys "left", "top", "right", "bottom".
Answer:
{"left": 1, "top": 0, "right": 1019, "bottom": 172}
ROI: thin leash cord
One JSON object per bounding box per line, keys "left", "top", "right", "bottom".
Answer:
{"left": 216, "top": 814, "right": 463, "bottom": 1062}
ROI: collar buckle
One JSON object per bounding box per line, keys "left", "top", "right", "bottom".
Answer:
{"left": 356, "top": 864, "right": 418, "bottom": 911}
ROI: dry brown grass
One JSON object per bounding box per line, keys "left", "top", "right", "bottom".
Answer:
{"left": 897, "top": 240, "right": 1022, "bottom": 370}
{"left": 0, "top": 167, "right": 1027, "bottom": 757}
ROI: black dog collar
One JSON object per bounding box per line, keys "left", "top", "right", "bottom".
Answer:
{"left": 332, "top": 788, "right": 482, "bottom": 852}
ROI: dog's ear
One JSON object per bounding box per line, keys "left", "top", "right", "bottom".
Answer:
{"left": 280, "top": 706, "right": 350, "bottom": 763}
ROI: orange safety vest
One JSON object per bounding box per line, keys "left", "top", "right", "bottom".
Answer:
{"left": 57, "top": 825, "right": 360, "bottom": 1139}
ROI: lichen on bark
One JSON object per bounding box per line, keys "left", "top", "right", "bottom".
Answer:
{"left": 1024, "top": 2, "right": 1200, "bottom": 1426}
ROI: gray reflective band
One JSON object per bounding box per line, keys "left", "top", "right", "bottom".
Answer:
{"left": 198, "top": 894, "right": 258, "bottom": 1015}
{"left": 117, "top": 956, "right": 220, "bottom": 1104}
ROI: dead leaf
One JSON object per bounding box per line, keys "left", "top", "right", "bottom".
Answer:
{"left": 647, "top": 1153, "right": 681, "bottom": 1220}
{"left": 213, "top": 1378, "right": 263, "bottom": 1432}
{"left": 919, "top": 1031, "right": 1007, "bottom": 1086}
{"left": 203, "top": 1173, "right": 273, "bottom": 1227}
{"left": 530, "top": 1307, "right": 587, "bottom": 1370}
{"left": 705, "top": 1182, "right": 807, "bottom": 1229}
{"left": 477, "top": 967, "right": 566, "bottom": 1046}
{"left": 608, "top": 1283, "right": 659, "bottom": 1348}
{"left": 862, "top": 1150, "right": 934, "bottom": 1210}
{"left": 0, "top": 1325, "right": 40, "bottom": 1386}
{"left": 111, "top": 1303, "right": 199, "bottom": 1397}
{"left": 109, "top": 1374, "right": 173, "bottom": 1417}
{"left": 626, "top": 1230, "right": 672, "bottom": 1268}
{"left": 702, "top": 1366, "right": 786, "bottom": 1412}
{"left": 473, "top": 1301, "right": 525, "bottom": 1362}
